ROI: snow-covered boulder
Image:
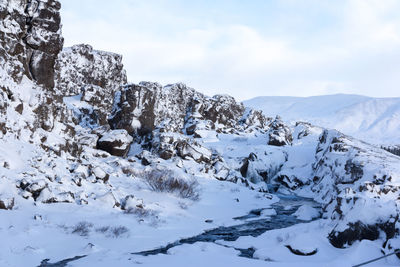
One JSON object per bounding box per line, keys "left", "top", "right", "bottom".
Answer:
{"left": 121, "top": 195, "right": 144, "bottom": 211}
{"left": 91, "top": 166, "right": 110, "bottom": 183}
{"left": 267, "top": 116, "right": 293, "bottom": 146}
{"left": 23, "top": 180, "right": 47, "bottom": 200}
{"left": 176, "top": 138, "right": 212, "bottom": 163}
{"left": 293, "top": 205, "right": 320, "bottom": 221}
{"left": 97, "top": 129, "right": 133, "bottom": 157}
{"left": 36, "top": 188, "right": 75, "bottom": 204}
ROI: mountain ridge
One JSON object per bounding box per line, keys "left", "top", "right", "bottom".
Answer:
{"left": 244, "top": 94, "right": 400, "bottom": 145}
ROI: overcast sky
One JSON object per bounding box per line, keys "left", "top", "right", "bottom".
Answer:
{"left": 59, "top": 0, "right": 400, "bottom": 100}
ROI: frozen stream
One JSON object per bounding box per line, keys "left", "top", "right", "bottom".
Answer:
{"left": 132, "top": 194, "right": 322, "bottom": 259}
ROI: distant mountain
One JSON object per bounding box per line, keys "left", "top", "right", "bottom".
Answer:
{"left": 244, "top": 94, "right": 400, "bottom": 145}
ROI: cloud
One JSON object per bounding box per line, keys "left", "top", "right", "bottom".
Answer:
{"left": 60, "top": 0, "right": 400, "bottom": 100}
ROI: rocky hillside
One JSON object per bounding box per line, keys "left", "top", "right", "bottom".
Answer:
{"left": 1, "top": 0, "right": 400, "bottom": 265}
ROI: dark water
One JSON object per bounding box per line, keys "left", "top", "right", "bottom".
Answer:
{"left": 38, "top": 255, "right": 87, "bottom": 267}
{"left": 132, "top": 194, "right": 321, "bottom": 258}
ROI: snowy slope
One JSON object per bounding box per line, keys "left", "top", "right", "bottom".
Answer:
{"left": 244, "top": 94, "right": 400, "bottom": 145}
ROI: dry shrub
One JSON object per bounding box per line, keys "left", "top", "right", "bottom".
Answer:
{"left": 96, "top": 225, "right": 129, "bottom": 238}
{"left": 71, "top": 221, "right": 93, "bottom": 236}
{"left": 142, "top": 169, "right": 200, "bottom": 200}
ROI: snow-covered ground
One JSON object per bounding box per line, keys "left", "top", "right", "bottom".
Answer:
{"left": 244, "top": 94, "right": 400, "bottom": 145}
{"left": 1, "top": 123, "right": 400, "bottom": 266}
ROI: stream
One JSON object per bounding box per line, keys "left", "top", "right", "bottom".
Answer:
{"left": 132, "top": 194, "right": 322, "bottom": 259}
{"left": 38, "top": 194, "right": 321, "bottom": 266}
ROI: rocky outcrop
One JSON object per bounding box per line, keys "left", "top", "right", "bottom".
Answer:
{"left": 55, "top": 44, "right": 127, "bottom": 127}
{"left": 328, "top": 184, "right": 399, "bottom": 248}
{"left": 304, "top": 129, "right": 400, "bottom": 248}
{"left": 109, "top": 82, "right": 268, "bottom": 136}
{"left": 55, "top": 44, "right": 127, "bottom": 96}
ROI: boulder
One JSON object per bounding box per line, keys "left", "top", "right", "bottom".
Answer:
{"left": 91, "top": 166, "right": 110, "bottom": 183}
{"left": 24, "top": 180, "right": 47, "bottom": 200}
{"left": 121, "top": 195, "right": 144, "bottom": 211}
{"left": 37, "top": 189, "right": 74, "bottom": 204}
{"left": 176, "top": 139, "right": 212, "bottom": 163}
{"left": 97, "top": 129, "right": 133, "bottom": 157}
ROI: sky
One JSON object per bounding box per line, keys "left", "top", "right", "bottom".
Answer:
{"left": 59, "top": 0, "right": 400, "bottom": 100}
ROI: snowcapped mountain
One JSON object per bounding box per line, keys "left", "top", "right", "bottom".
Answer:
{"left": 244, "top": 95, "right": 400, "bottom": 145}
{"left": 1, "top": 1, "right": 400, "bottom": 266}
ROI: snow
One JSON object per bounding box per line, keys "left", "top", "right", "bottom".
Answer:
{"left": 131, "top": 118, "right": 141, "bottom": 129}
{"left": 293, "top": 205, "right": 321, "bottom": 221}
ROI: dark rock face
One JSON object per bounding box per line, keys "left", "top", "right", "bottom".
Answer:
{"left": 25, "top": 0, "right": 64, "bottom": 88}
{"left": 0, "top": 0, "right": 30, "bottom": 83}
{"left": 0, "top": 0, "right": 63, "bottom": 88}
{"left": 344, "top": 159, "right": 364, "bottom": 182}
{"left": 97, "top": 129, "right": 133, "bottom": 157}
{"left": 240, "top": 152, "right": 257, "bottom": 177}
{"left": 268, "top": 116, "right": 293, "bottom": 146}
